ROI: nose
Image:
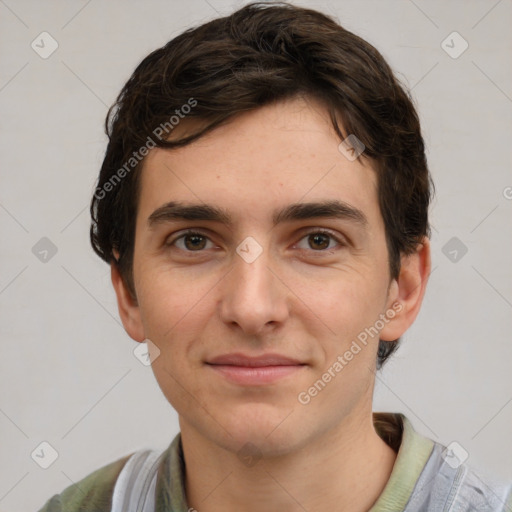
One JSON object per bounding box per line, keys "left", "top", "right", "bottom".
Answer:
{"left": 218, "top": 245, "right": 289, "bottom": 337}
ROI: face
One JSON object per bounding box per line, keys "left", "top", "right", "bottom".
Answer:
{"left": 114, "top": 96, "right": 419, "bottom": 456}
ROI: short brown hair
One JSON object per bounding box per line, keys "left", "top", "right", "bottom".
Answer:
{"left": 90, "top": 1, "right": 432, "bottom": 369}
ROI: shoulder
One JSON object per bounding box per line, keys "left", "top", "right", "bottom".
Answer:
{"left": 37, "top": 453, "right": 133, "bottom": 512}
{"left": 450, "top": 461, "right": 512, "bottom": 512}
{"left": 457, "top": 465, "right": 512, "bottom": 512}
{"left": 407, "top": 442, "right": 512, "bottom": 512}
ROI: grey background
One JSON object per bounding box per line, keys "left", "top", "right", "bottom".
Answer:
{"left": 1, "top": 0, "right": 511, "bottom": 510}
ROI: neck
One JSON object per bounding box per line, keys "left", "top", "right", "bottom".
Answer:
{"left": 181, "top": 411, "right": 397, "bottom": 512}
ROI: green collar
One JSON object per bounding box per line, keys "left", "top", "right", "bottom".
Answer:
{"left": 370, "top": 413, "right": 434, "bottom": 511}
{"left": 156, "top": 412, "right": 434, "bottom": 512}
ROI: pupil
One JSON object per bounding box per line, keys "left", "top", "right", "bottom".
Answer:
{"left": 185, "top": 235, "right": 205, "bottom": 250}
{"left": 309, "top": 233, "right": 329, "bottom": 250}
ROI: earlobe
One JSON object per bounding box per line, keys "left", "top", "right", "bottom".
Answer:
{"left": 380, "top": 238, "right": 431, "bottom": 341}
{"left": 110, "top": 257, "right": 146, "bottom": 342}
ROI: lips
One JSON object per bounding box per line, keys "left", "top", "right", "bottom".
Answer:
{"left": 205, "top": 353, "right": 306, "bottom": 386}
{"left": 206, "top": 353, "right": 304, "bottom": 367}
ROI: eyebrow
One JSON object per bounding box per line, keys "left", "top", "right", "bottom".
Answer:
{"left": 147, "top": 200, "right": 368, "bottom": 229}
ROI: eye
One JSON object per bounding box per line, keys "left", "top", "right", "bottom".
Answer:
{"left": 168, "top": 231, "right": 215, "bottom": 251}
{"left": 295, "top": 230, "right": 343, "bottom": 251}
{"left": 166, "top": 229, "right": 344, "bottom": 254}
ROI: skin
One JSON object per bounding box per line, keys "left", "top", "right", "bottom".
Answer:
{"left": 112, "top": 95, "right": 431, "bottom": 512}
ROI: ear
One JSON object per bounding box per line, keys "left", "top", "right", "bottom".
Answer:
{"left": 110, "top": 253, "right": 145, "bottom": 342}
{"left": 380, "top": 237, "right": 431, "bottom": 341}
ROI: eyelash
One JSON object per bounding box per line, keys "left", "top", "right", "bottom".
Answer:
{"left": 166, "top": 228, "right": 345, "bottom": 254}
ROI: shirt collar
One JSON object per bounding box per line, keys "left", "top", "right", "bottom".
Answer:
{"left": 156, "top": 412, "right": 435, "bottom": 512}
{"left": 370, "top": 412, "right": 435, "bottom": 511}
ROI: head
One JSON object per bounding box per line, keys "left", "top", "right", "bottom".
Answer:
{"left": 90, "top": 2, "right": 432, "bottom": 454}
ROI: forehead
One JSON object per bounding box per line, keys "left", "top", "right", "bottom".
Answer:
{"left": 137, "top": 96, "right": 380, "bottom": 227}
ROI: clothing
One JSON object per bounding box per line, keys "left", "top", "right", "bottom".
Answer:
{"left": 38, "top": 412, "right": 512, "bottom": 511}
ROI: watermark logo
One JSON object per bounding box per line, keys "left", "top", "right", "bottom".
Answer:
{"left": 236, "top": 236, "right": 263, "bottom": 264}
{"left": 32, "top": 237, "right": 58, "bottom": 263}
{"left": 338, "top": 134, "right": 365, "bottom": 161}
{"left": 133, "top": 338, "right": 161, "bottom": 366}
{"left": 31, "top": 441, "right": 59, "bottom": 469}
{"left": 442, "top": 441, "right": 469, "bottom": 469}
{"left": 237, "top": 442, "right": 263, "bottom": 467}
{"left": 31, "top": 31, "right": 59, "bottom": 59}
{"left": 442, "top": 236, "right": 468, "bottom": 263}
{"left": 441, "top": 31, "right": 468, "bottom": 59}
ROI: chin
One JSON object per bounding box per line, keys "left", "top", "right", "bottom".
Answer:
{"left": 217, "top": 405, "right": 309, "bottom": 455}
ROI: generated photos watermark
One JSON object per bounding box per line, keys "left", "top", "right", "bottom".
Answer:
{"left": 298, "top": 302, "right": 403, "bottom": 405}
{"left": 94, "top": 97, "right": 197, "bottom": 200}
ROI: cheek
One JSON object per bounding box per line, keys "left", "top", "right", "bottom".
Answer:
{"left": 288, "top": 265, "right": 388, "bottom": 336}
{"left": 292, "top": 277, "right": 389, "bottom": 382}
{"left": 135, "top": 261, "right": 218, "bottom": 340}
{"left": 137, "top": 270, "right": 214, "bottom": 406}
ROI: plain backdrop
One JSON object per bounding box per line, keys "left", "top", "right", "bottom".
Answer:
{"left": 1, "top": 0, "right": 511, "bottom": 510}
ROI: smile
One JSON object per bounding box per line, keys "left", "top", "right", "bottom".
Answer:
{"left": 205, "top": 353, "right": 307, "bottom": 385}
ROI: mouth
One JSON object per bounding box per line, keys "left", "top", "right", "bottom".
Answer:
{"left": 205, "top": 353, "right": 307, "bottom": 386}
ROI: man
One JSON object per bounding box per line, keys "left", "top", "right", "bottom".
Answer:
{"left": 38, "top": 2, "right": 512, "bottom": 511}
